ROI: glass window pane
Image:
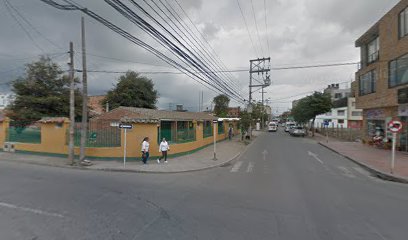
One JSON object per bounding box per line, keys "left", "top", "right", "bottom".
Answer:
{"left": 401, "top": 11, "right": 405, "bottom": 37}
{"left": 405, "top": 9, "right": 408, "bottom": 35}
{"left": 390, "top": 60, "right": 397, "bottom": 87}
{"left": 398, "top": 55, "right": 408, "bottom": 85}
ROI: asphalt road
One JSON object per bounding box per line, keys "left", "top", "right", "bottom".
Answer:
{"left": 1, "top": 129, "right": 408, "bottom": 239}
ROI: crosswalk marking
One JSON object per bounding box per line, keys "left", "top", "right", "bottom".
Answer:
{"left": 230, "top": 161, "right": 243, "bottom": 172}
{"left": 246, "top": 162, "right": 254, "bottom": 173}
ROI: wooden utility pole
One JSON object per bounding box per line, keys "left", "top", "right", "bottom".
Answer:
{"left": 79, "top": 16, "right": 88, "bottom": 162}
{"left": 68, "top": 42, "right": 75, "bottom": 165}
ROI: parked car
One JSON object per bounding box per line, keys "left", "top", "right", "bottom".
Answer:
{"left": 268, "top": 122, "right": 277, "bottom": 132}
{"left": 284, "top": 123, "right": 295, "bottom": 132}
{"left": 290, "top": 126, "right": 306, "bottom": 137}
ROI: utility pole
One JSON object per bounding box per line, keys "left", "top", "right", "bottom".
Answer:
{"left": 248, "top": 57, "right": 271, "bottom": 134}
{"left": 260, "top": 87, "right": 267, "bottom": 128}
{"left": 79, "top": 16, "right": 88, "bottom": 163}
{"left": 68, "top": 42, "right": 75, "bottom": 165}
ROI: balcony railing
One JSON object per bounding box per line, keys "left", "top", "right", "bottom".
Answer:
{"left": 367, "top": 51, "right": 379, "bottom": 64}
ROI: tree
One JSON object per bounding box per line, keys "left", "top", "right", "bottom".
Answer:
{"left": 102, "top": 71, "right": 158, "bottom": 110}
{"left": 291, "top": 92, "right": 332, "bottom": 136}
{"left": 213, "top": 94, "right": 230, "bottom": 117}
{"left": 7, "top": 57, "right": 82, "bottom": 124}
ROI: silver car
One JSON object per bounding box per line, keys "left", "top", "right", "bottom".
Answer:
{"left": 290, "top": 126, "right": 306, "bottom": 137}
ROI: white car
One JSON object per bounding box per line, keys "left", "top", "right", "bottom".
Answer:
{"left": 284, "top": 123, "right": 295, "bottom": 132}
{"left": 268, "top": 122, "right": 277, "bottom": 132}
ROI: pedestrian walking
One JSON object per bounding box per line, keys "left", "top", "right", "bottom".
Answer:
{"left": 141, "top": 137, "right": 150, "bottom": 164}
{"left": 158, "top": 138, "right": 170, "bottom": 163}
{"left": 228, "top": 127, "right": 233, "bottom": 140}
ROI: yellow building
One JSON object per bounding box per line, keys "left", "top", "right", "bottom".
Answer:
{"left": 0, "top": 107, "right": 240, "bottom": 160}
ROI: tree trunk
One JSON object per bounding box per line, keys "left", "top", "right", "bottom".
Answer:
{"left": 311, "top": 117, "right": 316, "bottom": 137}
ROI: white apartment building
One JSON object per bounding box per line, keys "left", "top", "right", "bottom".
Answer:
{"left": 314, "top": 97, "right": 363, "bottom": 129}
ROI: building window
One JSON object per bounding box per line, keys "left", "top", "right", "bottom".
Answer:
{"left": 367, "top": 37, "right": 379, "bottom": 63}
{"left": 359, "top": 70, "right": 376, "bottom": 96}
{"left": 352, "top": 111, "right": 362, "bottom": 116}
{"left": 389, "top": 53, "right": 408, "bottom": 87}
{"left": 399, "top": 7, "right": 408, "bottom": 38}
{"left": 337, "top": 110, "right": 345, "bottom": 116}
{"left": 334, "top": 93, "right": 342, "bottom": 99}
{"left": 338, "top": 119, "right": 345, "bottom": 124}
{"left": 367, "top": 120, "right": 385, "bottom": 137}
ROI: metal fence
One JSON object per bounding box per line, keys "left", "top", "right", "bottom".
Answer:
{"left": 218, "top": 121, "right": 224, "bottom": 134}
{"left": 203, "top": 121, "right": 213, "bottom": 138}
{"left": 318, "top": 127, "right": 362, "bottom": 142}
{"left": 7, "top": 121, "right": 41, "bottom": 144}
{"left": 160, "top": 121, "right": 195, "bottom": 143}
{"left": 70, "top": 121, "right": 121, "bottom": 148}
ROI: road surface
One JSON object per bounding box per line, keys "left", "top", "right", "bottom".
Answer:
{"left": 0, "top": 129, "right": 407, "bottom": 239}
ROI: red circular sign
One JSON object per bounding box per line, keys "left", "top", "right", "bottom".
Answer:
{"left": 388, "top": 120, "right": 402, "bottom": 133}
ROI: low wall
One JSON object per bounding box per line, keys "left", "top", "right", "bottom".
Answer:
{"left": 0, "top": 118, "right": 236, "bottom": 159}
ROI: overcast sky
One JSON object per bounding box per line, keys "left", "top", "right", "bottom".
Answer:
{"left": 0, "top": 0, "right": 400, "bottom": 113}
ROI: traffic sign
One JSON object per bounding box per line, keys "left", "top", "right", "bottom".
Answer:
{"left": 119, "top": 123, "right": 133, "bottom": 129}
{"left": 388, "top": 120, "right": 402, "bottom": 133}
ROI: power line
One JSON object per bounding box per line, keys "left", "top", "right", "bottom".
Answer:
{"left": 138, "top": 0, "right": 243, "bottom": 101}
{"left": 250, "top": 0, "right": 264, "bottom": 54}
{"left": 173, "top": 0, "right": 244, "bottom": 93}
{"left": 40, "top": 0, "right": 245, "bottom": 103}
{"left": 236, "top": 0, "right": 259, "bottom": 57}
{"left": 4, "top": 0, "right": 63, "bottom": 50}
{"left": 267, "top": 80, "right": 351, "bottom": 102}
{"left": 79, "top": 61, "right": 360, "bottom": 74}
{"left": 157, "top": 0, "right": 245, "bottom": 97}
{"left": 104, "top": 0, "right": 245, "bottom": 103}
{"left": 3, "top": 0, "right": 45, "bottom": 53}
{"left": 264, "top": 0, "right": 270, "bottom": 56}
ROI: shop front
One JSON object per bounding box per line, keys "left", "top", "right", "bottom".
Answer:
{"left": 363, "top": 108, "right": 396, "bottom": 143}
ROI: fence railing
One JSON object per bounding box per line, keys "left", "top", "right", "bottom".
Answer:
{"left": 317, "top": 127, "right": 362, "bottom": 142}
{"left": 7, "top": 125, "right": 41, "bottom": 144}
{"left": 176, "top": 128, "right": 195, "bottom": 143}
{"left": 69, "top": 121, "right": 121, "bottom": 148}
{"left": 203, "top": 126, "right": 213, "bottom": 138}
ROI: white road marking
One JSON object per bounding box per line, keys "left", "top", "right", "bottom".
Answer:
{"left": 262, "top": 150, "right": 268, "bottom": 161}
{"left": 352, "top": 167, "right": 369, "bottom": 177}
{"left": 0, "top": 201, "right": 64, "bottom": 218}
{"left": 246, "top": 162, "right": 254, "bottom": 173}
{"left": 337, "top": 166, "right": 356, "bottom": 178}
{"left": 307, "top": 151, "right": 324, "bottom": 164}
{"left": 230, "top": 161, "right": 243, "bottom": 172}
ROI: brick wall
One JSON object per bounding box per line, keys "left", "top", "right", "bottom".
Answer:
{"left": 356, "top": 0, "right": 408, "bottom": 110}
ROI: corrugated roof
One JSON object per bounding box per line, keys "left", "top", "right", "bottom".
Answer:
{"left": 95, "top": 107, "right": 217, "bottom": 122}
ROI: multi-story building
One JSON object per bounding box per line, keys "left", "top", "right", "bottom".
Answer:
{"left": 314, "top": 97, "right": 362, "bottom": 129}
{"left": 324, "top": 84, "right": 351, "bottom": 101}
{"left": 354, "top": 0, "right": 408, "bottom": 150}
{"left": 0, "top": 93, "right": 15, "bottom": 110}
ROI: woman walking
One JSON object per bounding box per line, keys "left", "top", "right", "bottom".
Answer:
{"left": 158, "top": 138, "right": 170, "bottom": 163}
{"left": 141, "top": 137, "right": 150, "bottom": 164}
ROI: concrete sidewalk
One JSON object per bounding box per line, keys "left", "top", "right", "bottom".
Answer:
{"left": 315, "top": 134, "right": 408, "bottom": 183}
{"left": 0, "top": 136, "right": 245, "bottom": 173}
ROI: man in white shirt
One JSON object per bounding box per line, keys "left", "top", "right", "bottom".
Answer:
{"left": 141, "top": 137, "right": 150, "bottom": 164}
{"left": 158, "top": 138, "right": 170, "bottom": 163}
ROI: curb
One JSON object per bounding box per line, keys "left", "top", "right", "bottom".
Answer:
{"left": 89, "top": 151, "right": 243, "bottom": 174}
{"left": 318, "top": 142, "right": 408, "bottom": 184}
